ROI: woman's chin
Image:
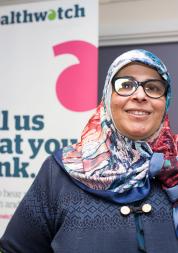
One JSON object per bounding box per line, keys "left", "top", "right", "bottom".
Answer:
{"left": 121, "top": 127, "right": 151, "bottom": 141}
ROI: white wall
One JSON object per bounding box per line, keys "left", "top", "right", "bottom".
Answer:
{"left": 99, "top": 0, "right": 178, "bottom": 45}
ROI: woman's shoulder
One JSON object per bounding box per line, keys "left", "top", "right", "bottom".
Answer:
{"left": 36, "top": 149, "right": 64, "bottom": 181}
{"left": 34, "top": 149, "right": 79, "bottom": 197}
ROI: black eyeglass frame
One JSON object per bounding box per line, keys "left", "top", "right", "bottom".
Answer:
{"left": 112, "top": 76, "right": 168, "bottom": 99}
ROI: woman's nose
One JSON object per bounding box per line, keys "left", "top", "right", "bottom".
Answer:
{"left": 132, "top": 86, "right": 147, "bottom": 101}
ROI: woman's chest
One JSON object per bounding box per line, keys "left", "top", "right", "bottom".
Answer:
{"left": 51, "top": 182, "right": 178, "bottom": 253}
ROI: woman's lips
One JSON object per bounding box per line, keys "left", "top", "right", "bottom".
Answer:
{"left": 126, "top": 110, "right": 151, "bottom": 116}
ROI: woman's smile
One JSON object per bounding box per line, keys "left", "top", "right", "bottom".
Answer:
{"left": 125, "top": 109, "right": 151, "bottom": 116}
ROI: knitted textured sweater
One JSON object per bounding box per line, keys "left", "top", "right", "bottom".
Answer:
{"left": 0, "top": 150, "right": 178, "bottom": 253}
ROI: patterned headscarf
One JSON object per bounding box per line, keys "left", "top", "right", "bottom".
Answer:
{"left": 60, "top": 49, "right": 178, "bottom": 235}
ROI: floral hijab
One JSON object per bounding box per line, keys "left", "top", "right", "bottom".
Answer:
{"left": 60, "top": 49, "right": 178, "bottom": 235}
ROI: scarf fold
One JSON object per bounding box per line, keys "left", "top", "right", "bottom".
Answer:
{"left": 63, "top": 103, "right": 152, "bottom": 201}
{"left": 61, "top": 49, "right": 178, "bottom": 236}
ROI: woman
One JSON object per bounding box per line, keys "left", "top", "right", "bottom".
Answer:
{"left": 0, "top": 49, "right": 178, "bottom": 253}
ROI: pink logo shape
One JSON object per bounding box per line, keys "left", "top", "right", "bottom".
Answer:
{"left": 53, "top": 40, "right": 98, "bottom": 112}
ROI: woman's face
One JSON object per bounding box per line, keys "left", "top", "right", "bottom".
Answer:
{"left": 110, "top": 63, "right": 166, "bottom": 140}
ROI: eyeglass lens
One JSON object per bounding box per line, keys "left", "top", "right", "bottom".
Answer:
{"left": 113, "top": 77, "right": 166, "bottom": 98}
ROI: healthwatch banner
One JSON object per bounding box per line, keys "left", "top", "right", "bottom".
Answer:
{"left": 0, "top": 4, "right": 85, "bottom": 25}
{"left": 0, "top": 0, "right": 98, "bottom": 236}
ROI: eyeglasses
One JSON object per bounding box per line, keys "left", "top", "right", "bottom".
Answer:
{"left": 112, "top": 76, "right": 168, "bottom": 99}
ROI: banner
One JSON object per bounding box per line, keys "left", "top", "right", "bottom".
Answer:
{"left": 0, "top": 0, "right": 98, "bottom": 236}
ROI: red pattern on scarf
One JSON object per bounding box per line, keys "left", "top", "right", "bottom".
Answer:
{"left": 150, "top": 115, "right": 178, "bottom": 189}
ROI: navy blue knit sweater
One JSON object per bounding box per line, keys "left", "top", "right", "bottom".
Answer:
{"left": 0, "top": 150, "right": 178, "bottom": 253}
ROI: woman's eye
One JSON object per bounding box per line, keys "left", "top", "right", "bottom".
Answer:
{"left": 146, "top": 85, "right": 158, "bottom": 91}
{"left": 146, "top": 84, "right": 162, "bottom": 92}
{"left": 122, "top": 82, "right": 133, "bottom": 89}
